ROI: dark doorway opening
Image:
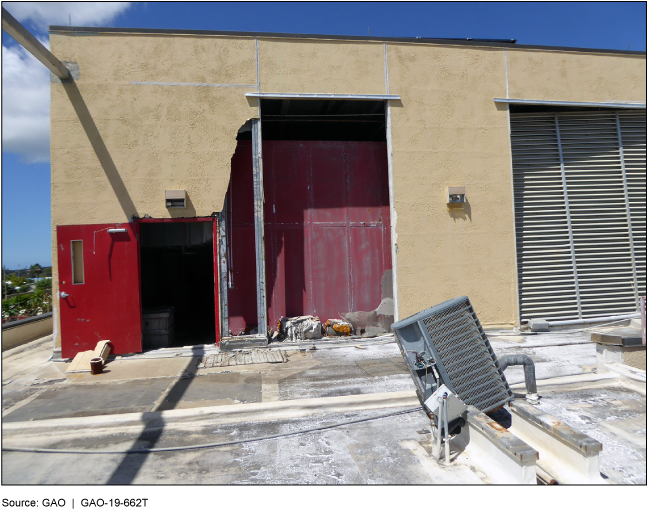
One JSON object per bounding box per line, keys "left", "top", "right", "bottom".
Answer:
{"left": 140, "top": 222, "right": 215, "bottom": 348}
{"left": 237, "top": 99, "right": 386, "bottom": 142}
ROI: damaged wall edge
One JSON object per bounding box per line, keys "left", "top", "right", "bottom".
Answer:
{"left": 218, "top": 199, "right": 229, "bottom": 337}
{"left": 385, "top": 100, "right": 400, "bottom": 323}
{"left": 251, "top": 118, "right": 268, "bottom": 335}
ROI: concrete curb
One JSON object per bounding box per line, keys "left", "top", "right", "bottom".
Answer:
{"left": 2, "top": 334, "right": 53, "bottom": 358}
{"left": 2, "top": 390, "right": 421, "bottom": 438}
{"left": 3, "top": 373, "right": 628, "bottom": 439}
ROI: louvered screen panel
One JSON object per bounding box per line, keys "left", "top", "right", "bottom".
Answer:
{"left": 511, "top": 114, "right": 578, "bottom": 321}
{"left": 619, "top": 110, "right": 647, "bottom": 299}
{"left": 511, "top": 109, "right": 646, "bottom": 322}
{"left": 558, "top": 112, "right": 637, "bottom": 318}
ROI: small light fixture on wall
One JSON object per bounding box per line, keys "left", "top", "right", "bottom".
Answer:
{"left": 165, "top": 190, "right": 186, "bottom": 208}
{"left": 447, "top": 186, "right": 466, "bottom": 205}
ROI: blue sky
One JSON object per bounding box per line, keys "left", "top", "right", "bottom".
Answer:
{"left": 1, "top": 1, "right": 646, "bottom": 269}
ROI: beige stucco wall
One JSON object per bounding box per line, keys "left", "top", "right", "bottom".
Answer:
{"left": 259, "top": 39, "right": 386, "bottom": 94}
{"left": 387, "top": 43, "right": 516, "bottom": 326}
{"left": 49, "top": 32, "right": 646, "bottom": 350}
{"left": 50, "top": 33, "right": 258, "bottom": 226}
{"left": 506, "top": 48, "right": 646, "bottom": 102}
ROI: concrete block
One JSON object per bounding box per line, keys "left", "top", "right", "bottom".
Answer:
{"left": 591, "top": 328, "right": 643, "bottom": 347}
{"left": 508, "top": 400, "right": 605, "bottom": 484}
{"left": 596, "top": 343, "right": 647, "bottom": 372}
{"left": 455, "top": 408, "right": 538, "bottom": 484}
{"left": 2, "top": 313, "right": 54, "bottom": 351}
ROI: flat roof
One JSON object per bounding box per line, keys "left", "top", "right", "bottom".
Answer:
{"left": 48, "top": 26, "right": 645, "bottom": 56}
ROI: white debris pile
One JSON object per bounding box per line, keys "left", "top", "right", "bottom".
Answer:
{"left": 278, "top": 316, "right": 323, "bottom": 341}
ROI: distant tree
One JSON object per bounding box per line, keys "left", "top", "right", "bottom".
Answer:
{"left": 35, "top": 279, "right": 52, "bottom": 292}
{"left": 9, "top": 275, "right": 28, "bottom": 288}
{"left": 29, "top": 264, "right": 43, "bottom": 278}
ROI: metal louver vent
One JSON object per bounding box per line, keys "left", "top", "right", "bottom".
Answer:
{"left": 392, "top": 297, "right": 513, "bottom": 413}
{"left": 510, "top": 109, "right": 646, "bottom": 322}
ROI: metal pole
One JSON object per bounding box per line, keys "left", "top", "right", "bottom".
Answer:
{"left": 385, "top": 100, "right": 400, "bottom": 322}
{"left": 443, "top": 393, "right": 450, "bottom": 465}
{"left": 251, "top": 118, "right": 267, "bottom": 335}
{"left": 547, "top": 312, "right": 639, "bottom": 327}
{"left": 218, "top": 207, "right": 229, "bottom": 337}
{"left": 435, "top": 400, "right": 443, "bottom": 461}
{"left": 2, "top": 7, "right": 71, "bottom": 80}
{"left": 615, "top": 111, "right": 639, "bottom": 308}
{"left": 555, "top": 115, "right": 582, "bottom": 319}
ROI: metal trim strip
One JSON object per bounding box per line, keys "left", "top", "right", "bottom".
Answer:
{"left": 246, "top": 92, "right": 401, "bottom": 100}
{"left": 496, "top": 98, "right": 646, "bottom": 109}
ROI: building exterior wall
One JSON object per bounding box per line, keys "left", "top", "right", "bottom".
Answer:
{"left": 49, "top": 31, "right": 646, "bottom": 350}
{"left": 259, "top": 39, "right": 386, "bottom": 94}
{"left": 506, "top": 48, "right": 647, "bottom": 102}
{"left": 388, "top": 44, "right": 516, "bottom": 326}
{"left": 49, "top": 33, "right": 259, "bottom": 349}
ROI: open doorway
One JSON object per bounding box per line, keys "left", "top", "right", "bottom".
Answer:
{"left": 225, "top": 99, "right": 393, "bottom": 336}
{"left": 140, "top": 221, "right": 216, "bottom": 348}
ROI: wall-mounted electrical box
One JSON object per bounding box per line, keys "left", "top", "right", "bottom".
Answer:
{"left": 447, "top": 186, "right": 466, "bottom": 204}
{"left": 165, "top": 190, "right": 186, "bottom": 208}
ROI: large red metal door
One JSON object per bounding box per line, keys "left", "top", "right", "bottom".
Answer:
{"left": 227, "top": 141, "right": 391, "bottom": 334}
{"left": 57, "top": 223, "right": 142, "bottom": 358}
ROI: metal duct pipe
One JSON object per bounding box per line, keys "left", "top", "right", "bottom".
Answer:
{"left": 498, "top": 355, "right": 538, "bottom": 403}
{"left": 546, "top": 313, "right": 639, "bottom": 327}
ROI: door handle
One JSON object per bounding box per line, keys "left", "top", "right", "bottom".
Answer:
{"left": 60, "top": 291, "right": 70, "bottom": 299}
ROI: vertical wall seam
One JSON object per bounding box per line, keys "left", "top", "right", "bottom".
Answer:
{"left": 505, "top": 50, "right": 516, "bottom": 325}
{"left": 384, "top": 43, "right": 399, "bottom": 321}
{"left": 505, "top": 105, "right": 521, "bottom": 327}
{"left": 255, "top": 38, "right": 260, "bottom": 93}
{"left": 384, "top": 42, "right": 389, "bottom": 95}
{"left": 555, "top": 115, "right": 582, "bottom": 319}
{"left": 615, "top": 111, "right": 639, "bottom": 307}
{"left": 504, "top": 49, "right": 509, "bottom": 99}
{"left": 308, "top": 146, "right": 315, "bottom": 315}
{"left": 344, "top": 146, "right": 353, "bottom": 312}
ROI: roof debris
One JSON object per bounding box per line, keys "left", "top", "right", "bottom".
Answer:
{"left": 200, "top": 349, "right": 288, "bottom": 368}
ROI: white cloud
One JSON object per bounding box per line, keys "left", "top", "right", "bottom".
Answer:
{"left": 2, "top": 41, "right": 51, "bottom": 163}
{"left": 1, "top": 2, "right": 133, "bottom": 163}
{"left": 3, "top": 2, "right": 132, "bottom": 31}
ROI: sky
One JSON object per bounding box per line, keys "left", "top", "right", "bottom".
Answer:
{"left": 0, "top": 1, "right": 646, "bottom": 269}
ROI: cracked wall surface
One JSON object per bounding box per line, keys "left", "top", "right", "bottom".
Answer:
{"left": 49, "top": 32, "right": 646, "bottom": 351}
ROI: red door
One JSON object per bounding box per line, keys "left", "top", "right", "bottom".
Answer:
{"left": 226, "top": 141, "right": 391, "bottom": 334}
{"left": 57, "top": 223, "right": 142, "bottom": 358}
